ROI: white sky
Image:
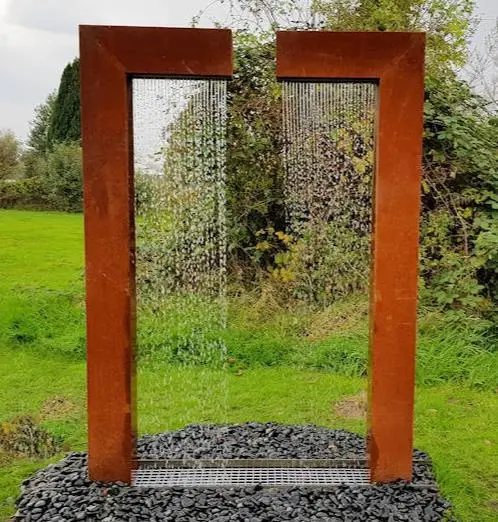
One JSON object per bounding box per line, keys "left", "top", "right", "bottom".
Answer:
{"left": 0, "top": 0, "right": 496, "bottom": 141}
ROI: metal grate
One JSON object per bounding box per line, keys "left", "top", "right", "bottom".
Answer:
{"left": 137, "top": 458, "right": 369, "bottom": 469}
{"left": 132, "top": 467, "right": 370, "bottom": 488}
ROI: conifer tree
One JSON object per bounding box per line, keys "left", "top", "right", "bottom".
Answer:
{"left": 48, "top": 59, "right": 81, "bottom": 145}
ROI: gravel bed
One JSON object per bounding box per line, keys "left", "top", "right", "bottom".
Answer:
{"left": 14, "top": 423, "right": 453, "bottom": 521}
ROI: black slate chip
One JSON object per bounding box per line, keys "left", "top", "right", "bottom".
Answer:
{"left": 13, "top": 423, "right": 454, "bottom": 521}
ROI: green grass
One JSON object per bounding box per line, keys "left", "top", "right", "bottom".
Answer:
{"left": 0, "top": 346, "right": 497, "bottom": 521}
{"left": 0, "top": 209, "right": 497, "bottom": 521}
{"left": 0, "top": 209, "right": 83, "bottom": 291}
{"left": 0, "top": 210, "right": 85, "bottom": 359}
{"left": 1, "top": 208, "right": 497, "bottom": 389}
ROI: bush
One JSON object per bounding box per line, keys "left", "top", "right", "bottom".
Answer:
{"left": 420, "top": 210, "right": 491, "bottom": 311}
{"left": 0, "top": 130, "right": 22, "bottom": 181}
{"left": 269, "top": 223, "right": 370, "bottom": 305}
{"left": 0, "top": 178, "right": 47, "bottom": 209}
{"left": 42, "top": 142, "right": 82, "bottom": 212}
{"left": 0, "top": 143, "right": 83, "bottom": 212}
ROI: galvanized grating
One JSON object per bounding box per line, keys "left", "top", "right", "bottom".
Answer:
{"left": 137, "top": 458, "right": 369, "bottom": 469}
{"left": 132, "top": 467, "right": 370, "bottom": 488}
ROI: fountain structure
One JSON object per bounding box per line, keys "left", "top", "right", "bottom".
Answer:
{"left": 79, "top": 26, "right": 425, "bottom": 486}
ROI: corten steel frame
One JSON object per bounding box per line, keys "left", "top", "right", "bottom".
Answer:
{"left": 80, "top": 25, "right": 232, "bottom": 483}
{"left": 276, "top": 31, "right": 425, "bottom": 483}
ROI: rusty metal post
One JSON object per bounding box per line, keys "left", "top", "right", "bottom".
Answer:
{"left": 80, "top": 26, "right": 232, "bottom": 483}
{"left": 276, "top": 31, "right": 425, "bottom": 482}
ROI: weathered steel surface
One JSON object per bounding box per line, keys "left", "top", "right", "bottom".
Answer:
{"left": 277, "top": 31, "right": 425, "bottom": 483}
{"left": 81, "top": 26, "right": 232, "bottom": 78}
{"left": 80, "top": 25, "right": 232, "bottom": 483}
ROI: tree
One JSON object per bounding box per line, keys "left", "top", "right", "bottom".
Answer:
{"left": 226, "top": 32, "right": 285, "bottom": 272}
{"left": 8, "top": 58, "right": 83, "bottom": 209}
{"left": 203, "top": 1, "right": 498, "bottom": 310}
{"left": 48, "top": 59, "right": 81, "bottom": 145}
{"left": 43, "top": 142, "right": 83, "bottom": 212}
{"left": 211, "top": 0, "right": 476, "bottom": 76}
{"left": 0, "top": 130, "right": 22, "bottom": 180}
{"left": 421, "top": 75, "right": 498, "bottom": 306}
{"left": 27, "top": 91, "right": 57, "bottom": 154}
{"left": 316, "top": 0, "right": 476, "bottom": 75}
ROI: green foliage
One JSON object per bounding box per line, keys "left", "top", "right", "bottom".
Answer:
{"left": 48, "top": 59, "right": 81, "bottom": 145}
{"left": 226, "top": 32, "right": 285, "bottom": 274}
{"left": 9, "top": 2, "right": 494, "bottom": 317}
{"left": 475, "top": 213, "right": 498, "bottom": 301}
{"left": 0, "top": 178, "right": 47, "bottom": 210}
{"left": 225, "top": 1, "right": 475, "bottom": 74}
{"left": 315, "top": 0, "right": 475, "bottom": 75}
{"left": 2, "top": 59, "right": 83, "bottom": 212}
{"left": 1, "top": 143, "right": 83, "bottom": 212}
{"left": 423, "top": 76, "right": 498, "bottom": 207}
{"left": 420, "top": 210, "right": 487, "bottom": 310}
{"left": 421, "top": 75, "right": 498, "bottom": 309}
{"left": 27, "top": 91, "right": 56, "bottom": 155}
{"left": 22, "top": 148, "right": 47, "bottom": 181}
{"left": 41, "top": 142, "right": 83, "bottom": 212}
{"left": 261, "top": 225, "right": 370, "bottom": 305}
{"left": 0, "top": 130, "right": 22, "bottom": 181}
{"left": 134, "top": 170, "right": 155, "bottom": 214}
{"left": 221, "top": 22, "right": 498, "bottom": 313}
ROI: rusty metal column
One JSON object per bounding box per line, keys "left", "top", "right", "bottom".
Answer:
{"left": 276, "top": 31, "right": 425, "bottom": 483}
{"left": 80, "top": 26, "right": 232, "bottom": 483}
{"left": 369, "top": 59, "right": 425, "bottom": 484}
{"left": 80, "top": 30, "right": 135, "bottom": 484}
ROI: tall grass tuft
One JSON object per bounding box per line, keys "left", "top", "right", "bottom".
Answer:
{"left": 1, "top": 284, "right": 496, "bottom": 390}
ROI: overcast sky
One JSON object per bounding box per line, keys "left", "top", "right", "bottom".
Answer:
{"left": 0, "top": 0, "right": 496, "bottom": 142}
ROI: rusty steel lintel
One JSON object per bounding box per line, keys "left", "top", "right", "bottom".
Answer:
{"left": 80, "top": 25, "right": 232, "bottom": 484}
{"left": 276, "top": 31, "right": 426, "bottom": 483}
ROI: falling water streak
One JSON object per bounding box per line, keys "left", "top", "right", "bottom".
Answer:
{"left": 132, "top": 78, "right": 228, "bottom": 427}
{"left": 282, "top": 81, "right": 378, "bottom": 301}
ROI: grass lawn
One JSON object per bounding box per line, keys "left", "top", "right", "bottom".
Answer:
{"left": 0, "top": 209, "right": 497, "bottom": 521}
{"left": 0, "top": 209, "right": 83, "bottom": 292}
{"left": 1, "top": 348, "right": 497, "bottom": 521}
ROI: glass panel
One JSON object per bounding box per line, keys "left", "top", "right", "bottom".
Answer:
{"left": 282, "top": 81, "right": 376, "bottom": 303}
{"left": 132, "top": 78, "right": 377, "bottom": 444}
{"left": 132, "top": 78, "right": 228, "bottom": 432}
{"left": 280, "top": 81, "right": 377, "bottom": 426}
